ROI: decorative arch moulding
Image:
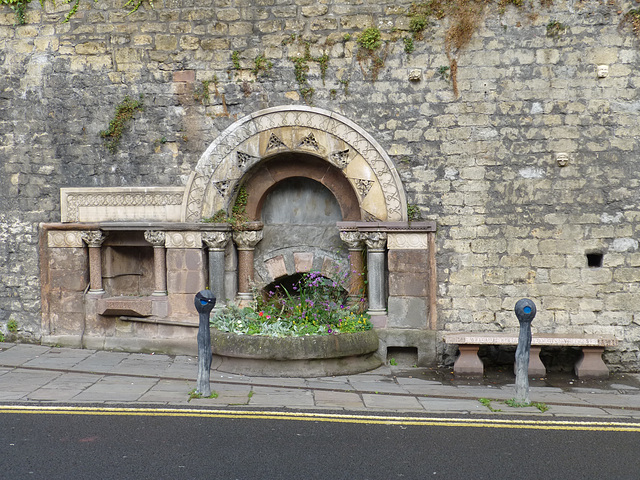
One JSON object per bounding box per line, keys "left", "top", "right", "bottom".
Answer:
{"left": 184, "top": 105, "right": 408, "bottom": 224}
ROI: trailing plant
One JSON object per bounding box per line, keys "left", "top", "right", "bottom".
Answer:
{"left": 546, "top": 19, "right": 567, "bottom": 38}
{"left": 289, "top": 41, "right": 329, "bottom": 104}
{"left": 230, "top": 185, "right": 249, "bottom": 227}
{"left": 2, "top": 0, "right": 31, "bottom": 25}
{"left": 438, "top": 65, "right": 450, "bottom": 81}
{"left": 210, "top": 271, "right": 372, "bottom": 337}
{"left": 0, "top": 332, "right": 4, "bottom": 342}
{"left": 622, "top": 9, "right": 640, "bottom": 38}
{"left": 407, "top": 204, "right": 421, "bottom": 222}
{"left": 252, "top": 54, "right": 273, "bottom": 76}
{"left": 231, "top": 50, "right": 241, "bottom": 70}
{"left": 403, "top": 37, "right": 415, "bottom": 54}
{"left": 356, "top": 26, "right": 388, "bottom": 82}
{"left": 124, "top": 0, "right": 153, "bottom": 15}
{"left": 193, "top": 80, "right": 211, "bottom": 105}
{"left": 100, "top": 95, "right": 144, "bottom": 154}
{"left": 202, "top": 209, "right": 229, "bottom": 223}
{"left": 7, "top": 319, "right": 18, "bottom": 333}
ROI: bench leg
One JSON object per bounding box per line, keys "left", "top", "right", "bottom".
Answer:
{"left": 512, "top": 346, "right": 546, "bottom": 377}
{"left": 575, "top": 347, "right": 609, "bottom": 379}
{"left": 454, "top": 345, "right": 484, "bottom": 377}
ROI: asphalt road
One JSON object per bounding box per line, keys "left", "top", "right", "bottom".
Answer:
{"left": 1, "top": 406, "right": 639, "bottom": 479}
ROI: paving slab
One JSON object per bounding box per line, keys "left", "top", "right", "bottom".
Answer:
{"left": 248, "top": 386, "right": 315, "bottom": 407}
{"left": 138, "top": 379, "right": 195, "bottom": 403}
{"left": 313, "top": 390, "right": 365, "bottom": 409}
{"left": 72, "top": 375, "right": 158, "bottom": 402}
{"left": 22, "top": 348, "right": 95, "bottom": 370}
{"left": 0, "top": 344, "right": 52, "bottom": 367}
{"left": 361, "top": 393, "right": 424, "bottom": 411}
{"left": 417, "top": 397, "right": 487, "bottom": 413}
{"left": 70, "top": 350, "right": 129, "bottom": 373}
{"left": 0, "top": 369, "right": 62, "bottom": 400}
{"left": 27, "top": 373, "right": 102, "bottom": 402}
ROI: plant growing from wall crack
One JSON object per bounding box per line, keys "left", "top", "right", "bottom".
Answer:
{"left": 100, "top": 95, "right": 144, "bottom": 154}
{"left": 356, "top": 27, "right": 388, "bottom": 82}
{"left": 289, "top": 41, "right": 330, "bottom": 104}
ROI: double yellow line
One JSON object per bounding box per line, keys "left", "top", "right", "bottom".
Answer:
{"left": 1, "top": 405, "right": 640, "bottom": 432}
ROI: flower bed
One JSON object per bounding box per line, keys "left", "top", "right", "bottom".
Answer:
{"left": 209, "top": 271, "right": 382, "bottom": 377}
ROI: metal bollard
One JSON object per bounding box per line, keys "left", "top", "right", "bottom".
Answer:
{"left": 514, "top": 298, "right": 537, "bottom": 404}
{"left": 194, "top": 289, "right": 216, "bottom": 397}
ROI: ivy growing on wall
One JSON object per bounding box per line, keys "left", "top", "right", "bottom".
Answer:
{"left": 100, "top": 95, "right": 144, "bottom": 154}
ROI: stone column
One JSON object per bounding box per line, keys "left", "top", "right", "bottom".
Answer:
{"left": 144, "top": 230, "right": 167, "bottom": 296}
{"left": 81, "top": 230, "right": 108, "bottom": 295}
{"left": 202, "top": 231, "right": 231, "bottom": 306}
{"left": 232, "top": 229, "right": 263, "bottom": 301}
{"left": 339, "top": 230, "right": 366, "bottom": 304}
{"left": 364, "top": 231, "right": 387, "bottom": 318}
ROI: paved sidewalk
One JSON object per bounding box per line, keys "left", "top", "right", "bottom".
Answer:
{"left": 2, "top": 342, "right": 640, "bottom": 419}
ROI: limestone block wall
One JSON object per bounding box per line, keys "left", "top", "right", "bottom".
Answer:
{"left": 1, "top": 0, "right": 639, "bottom": 369}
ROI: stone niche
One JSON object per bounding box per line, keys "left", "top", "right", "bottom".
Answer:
{"left": 40, "top": 106, "right": 439, "bottom": 365}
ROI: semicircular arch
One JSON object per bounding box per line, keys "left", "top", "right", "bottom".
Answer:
{"left": 182, "top": 106, "right": 407, "bottom": 223}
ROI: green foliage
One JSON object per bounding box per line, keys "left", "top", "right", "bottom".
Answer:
{"left": 211, "top": 271, "right": 372, "bottom": 337}
{"left": 231, "top": 50, "right": 241, "bottom": 69}
{"left": 188, "top": 389, "right": 218, "bottom": 401}
{"left": 356, "top": 27, "right": 387, "bottom": 82}
{"left": 193, "top": 80, "right": 211, "bottom": 105}
{"left": 438, "top": 65, "right": 450, "bottom": 80}
{"left": 7, "top": 318, "right": 18, "bottom": 333}
{"left": 505, "top": 398, "right": 549, "bottom": 412}
{"left": 622, "top": 9, "right": 640, "bottom": 38}
{"left": 546, "top": 19, "right": 567, "bottom": 38}
{"left": 403, "top": 37, "right": 415, "bottom": 54}
{"left": 202, "top": 209, "right": 229, "bottom": 223}
{"left": 0, "top": 332, "right": 5, "bottom": 342}
{"left": 289, "top": 41, "right": 329, "bottom": 104}
{"left": 409, "top": 14, "right": 428, "bottom": 39}
{"left": 407, "top": 204, "right": 421, "bottom": 221}
{"left": 1, "top": 0, "right": 33, "bottom": 25}
{"left": 478, "top": 398, "right": 502, "bottom": 412}
{"left": 252, "top": 54, "right": 273, "bottom": 76}
{"left": 357, "top": 27, "right": 382, "bottom": 51}
{"left": 100, "top": 95, "right": 144, "bottom": 154}
{"left": 389, "top": 358, "right": 398, "bottom": 366}
{"left": 124, "top": 0, "right": 153, "bottom": 16}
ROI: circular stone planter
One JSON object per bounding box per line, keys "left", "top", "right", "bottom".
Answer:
{"left": 210, "top": 328, "right": 382, "bottom": 377}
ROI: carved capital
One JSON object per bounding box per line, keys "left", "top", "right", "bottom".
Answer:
{"left": 364, "top": 232, "right": 387, "bottom": 251}
{"left": 202, "top": 231, "right": 232, "bottom": 250}
{"left": 144, "top": 230, "right": 166, "bottom": 247}
{"left": 233, "top": 230, "right": 263, "bottom": 250}
{"left": 81, "top": 230, "right": 108, "bottom": 247}
{"left": 339, "top": 230, "right": 364, "bottom": 250}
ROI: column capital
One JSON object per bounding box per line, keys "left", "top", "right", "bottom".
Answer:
{"left": 203, "top": 231, "right": 232, "bottom": 250}
{"left": 144, "top": 230, "right": 166, "bottom": 247}
{"left": 339, "top": 230, "right": 364, "bottom": 250}
{"left": 81, "top": 230, "right": 108, "bottom": 247}
{"left": 363, "top": 231, "right": 387, "bottom": 251}
{"left": 233, "top": 229, "right": 263, "bottom": 250}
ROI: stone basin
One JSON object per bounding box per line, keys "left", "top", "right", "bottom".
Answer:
{"left": 210, "top": 328, "right": 382, "bottom": 377}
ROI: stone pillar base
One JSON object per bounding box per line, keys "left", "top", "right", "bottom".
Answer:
{"left": 453, "top": 345, "right": 484, "bottom": 377}
{"left": 575, "top": 347, "right": 609, "bottom": 378}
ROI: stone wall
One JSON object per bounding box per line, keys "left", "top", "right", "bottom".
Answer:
{"left": 1, "top": 0, "right": 639, "bottom": 369}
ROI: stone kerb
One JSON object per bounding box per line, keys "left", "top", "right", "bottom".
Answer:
{"left": 183, "top": 105, "right": 407, "bottom": 223}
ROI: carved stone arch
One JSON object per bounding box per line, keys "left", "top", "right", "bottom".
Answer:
{"left": 182, "top": 106, "right": 407, "bottom": 222}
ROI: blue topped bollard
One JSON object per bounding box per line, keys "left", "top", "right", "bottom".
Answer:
{"left": 194, "top": 289, "right": 216, "bottom": 397}
{"left": 514, "top": 298, "right": 537, "bottom": 404}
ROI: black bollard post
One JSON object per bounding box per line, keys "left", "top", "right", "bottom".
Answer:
{"left": 194, "top": 289, "right": 216, "bottom": 397}
{"left": 514, "top": 298, "right": 537, "bottom": 404}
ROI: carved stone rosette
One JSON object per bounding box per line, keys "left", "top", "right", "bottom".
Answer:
{"left": 202, "top": 231, "right": 232, "bottom": 251}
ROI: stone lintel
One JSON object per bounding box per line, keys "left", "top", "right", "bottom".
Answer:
{"left": 337, "top": 221, "right": 436, "bottom": 233}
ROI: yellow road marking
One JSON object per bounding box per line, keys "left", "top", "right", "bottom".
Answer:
{"left": 1, "top": 405, "right": 639, "bottom": 432}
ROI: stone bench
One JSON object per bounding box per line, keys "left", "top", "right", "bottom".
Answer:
{"left": 443, "top": 332, "right": 618, "bottom": 379}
